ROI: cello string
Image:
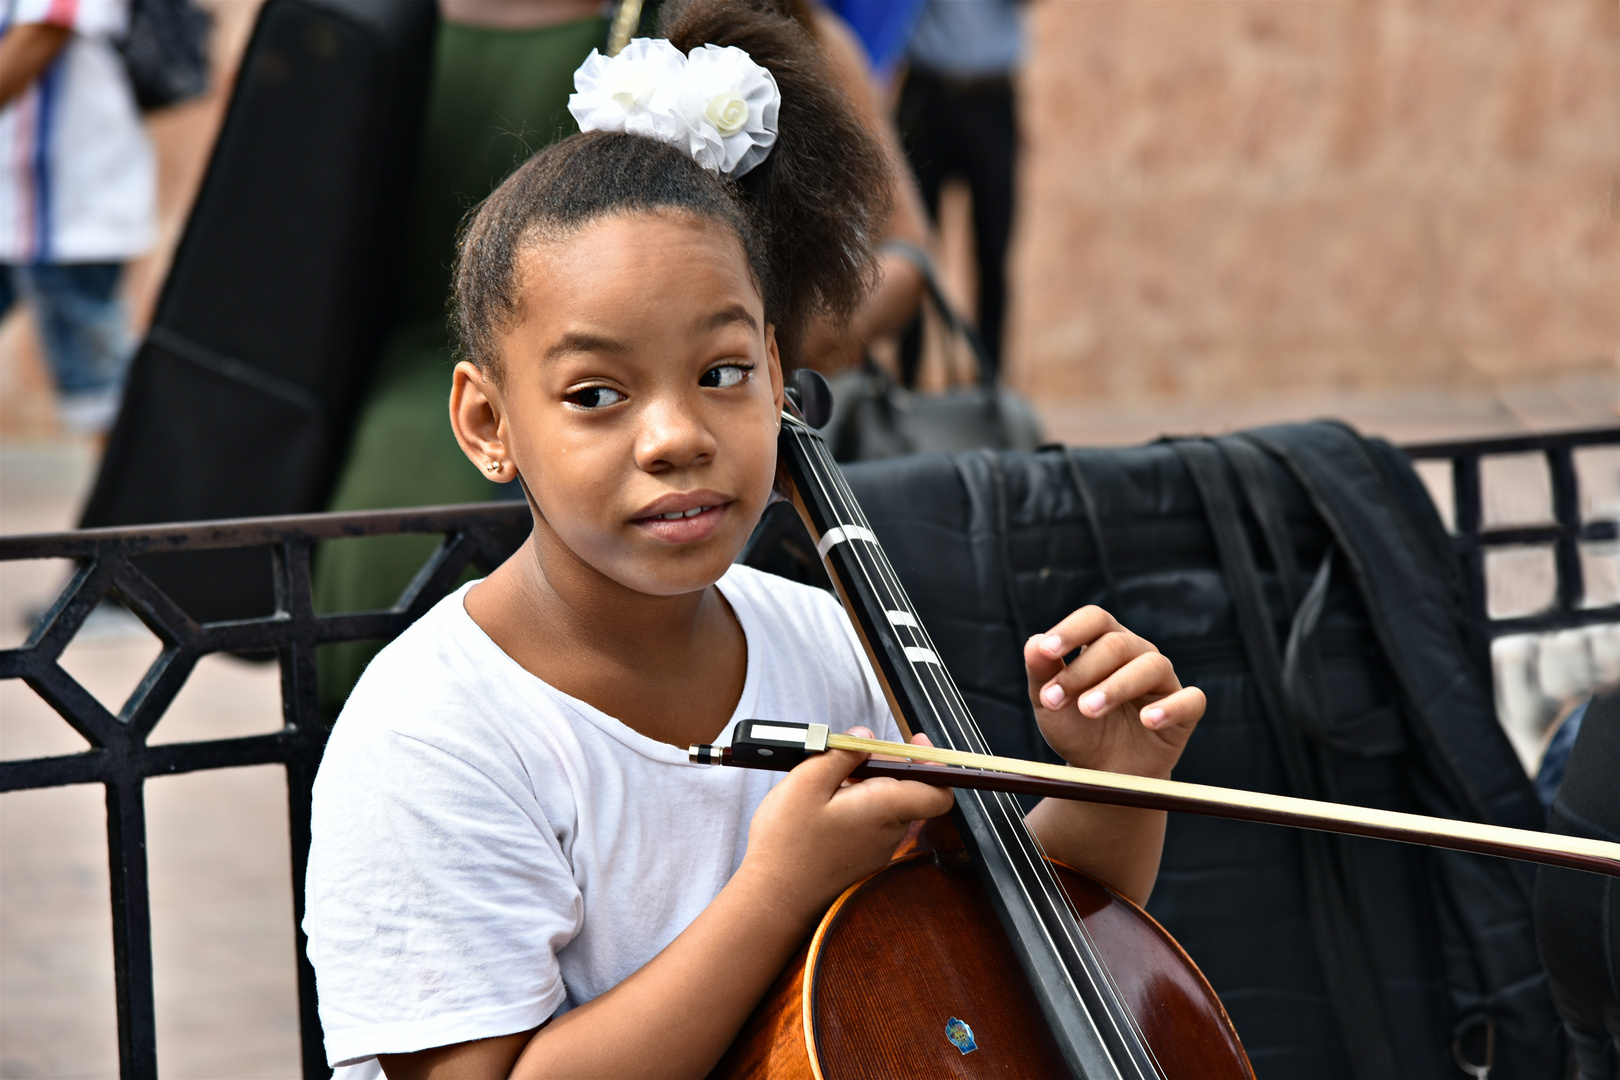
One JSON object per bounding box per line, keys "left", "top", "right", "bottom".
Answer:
{"left": 789, "top": 431, "right": 1100, "bottom": 989}
{"left": 789, "top": 421, "right": 1160, "bottom": 1075}
{"left": 794, "top": 426, "right": 1112, "bottom": 944}
{"left": 808, "top": 441, "right": 1161, "bottom": 1076}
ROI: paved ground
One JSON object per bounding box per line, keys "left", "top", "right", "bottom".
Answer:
{"left": 0, "top": 382, "right": 1614, "bottom": 1077}
{"left": 1, "top": 443, "right": 297, "bottom": 1079}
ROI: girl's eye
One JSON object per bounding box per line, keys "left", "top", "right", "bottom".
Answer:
{"left": 700, "top": 364, "right": 751, "bottom": 389}
{"left": 565, "top": 386, "right": 626, "bottom": 409}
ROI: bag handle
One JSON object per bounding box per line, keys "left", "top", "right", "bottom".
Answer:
{"left": 883, "top": 240, "right": 998, "bottom": 392}
{"left": 1174, "top": 439, "right": 1401, "bottom": 1080}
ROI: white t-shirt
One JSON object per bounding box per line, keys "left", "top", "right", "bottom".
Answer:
{"left": 0, "top": 0, "right": 156, "bottom": 262}
{"left": 304, "top": 566, "right": 901, "bottom": 1075}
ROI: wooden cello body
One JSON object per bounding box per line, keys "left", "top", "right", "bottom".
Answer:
{"left": 711, "top": 822, "right": 1251, "bottom": 1079}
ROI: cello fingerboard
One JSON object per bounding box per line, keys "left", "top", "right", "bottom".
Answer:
{"left": 778, "top": 414, "right": 1162, "bottom": 1080}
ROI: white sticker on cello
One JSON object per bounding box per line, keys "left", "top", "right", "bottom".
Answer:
{"left": 904, "top": 647, "right": 941, "bottom": 665}
{"left": 816, "top": 526, "right": 878, "bottom": 559}
{"left": 886, "top": 610, "right": 919, "bottom": 628}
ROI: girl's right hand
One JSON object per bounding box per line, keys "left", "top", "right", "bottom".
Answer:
{"left": 738, "top": 727, "right": 954, "bottom": 927}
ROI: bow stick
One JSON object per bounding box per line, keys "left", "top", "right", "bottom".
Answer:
{"left": 690, "top": 720, "right": 1620, "bottom": 878}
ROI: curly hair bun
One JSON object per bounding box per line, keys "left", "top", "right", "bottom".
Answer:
{"left": 661, "top": 0, "right": 891, "bottom": 345}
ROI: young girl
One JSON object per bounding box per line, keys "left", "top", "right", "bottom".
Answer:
{"left": 303, "top": 3, "right": 1206, "bottom": 1077}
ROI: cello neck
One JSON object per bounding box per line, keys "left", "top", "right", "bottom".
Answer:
{"left": 776, "top": 413, "right": 1161, "bottom": 1080}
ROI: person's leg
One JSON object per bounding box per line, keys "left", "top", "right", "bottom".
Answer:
{"left": 957, "top": 84, "right": 1017, "bottom": 379}
{"left": 0, "top": 265, "right": 17, "bottom": 320}
{"left": 896, "top": 71, "right": 948, "bottom": 389}
{"left": 898, "top": 71, "right": 947, "bottom": 220}
{"left": 15, "top": 262, "right": 132, "bottom": 434}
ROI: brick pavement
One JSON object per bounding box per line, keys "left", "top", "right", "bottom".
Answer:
{"left": 1, "top": 443, "right": 296, "bottom": 1079}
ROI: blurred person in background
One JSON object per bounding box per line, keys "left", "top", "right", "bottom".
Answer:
{"left": 0, "top": 0, "right": 154, "bottom": 437}
{"left": 776, "top": 0, "right": 928, "bottom": 375}
{"left": 315, "top": 0, "right": 611, "bottom": 715}
{"left": 896, "top": 0, "right": 1024, "bottom": 385}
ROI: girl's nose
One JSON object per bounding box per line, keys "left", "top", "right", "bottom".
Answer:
{"left": 634, "top": 393, "right": 718, "bottom": 471}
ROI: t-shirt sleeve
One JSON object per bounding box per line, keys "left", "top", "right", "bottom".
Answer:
{"left": 304, "top": 718, "right": 578, "bottom": 1065}
{"left": 9, "top": 0, "right": 127, "bottom": 35}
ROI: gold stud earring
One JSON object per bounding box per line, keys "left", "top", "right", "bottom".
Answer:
{"left": 485, "top": 459, "right": 502, "bottom": 473}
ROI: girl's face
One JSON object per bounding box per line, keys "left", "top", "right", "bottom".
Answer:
{"left": 452, "top": 210, "right": 785, "bottom": 598}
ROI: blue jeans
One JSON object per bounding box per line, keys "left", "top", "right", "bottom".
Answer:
{"left": 0, "top": 262, "right": 132, "bottom": 433}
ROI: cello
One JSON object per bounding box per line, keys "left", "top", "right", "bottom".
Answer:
{"left": 701, "top": 380, "right": 1256, "bottom": 1080}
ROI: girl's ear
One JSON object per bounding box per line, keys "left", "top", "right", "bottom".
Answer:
{"left": 764, "top": 324, "right": 784, "bottom": 422}
{"left": 450, "top": 360, "right": 516, "bottom": 485}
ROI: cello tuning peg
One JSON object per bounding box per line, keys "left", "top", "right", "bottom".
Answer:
{"left": 787, "top": 369, "right": 833, "bottom": 429}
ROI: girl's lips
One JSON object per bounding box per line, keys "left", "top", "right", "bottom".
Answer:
{"left": 632, "top": 502, "right": 729, "bottom": 544}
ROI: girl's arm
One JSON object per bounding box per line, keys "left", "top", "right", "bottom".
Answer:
{"left": 0, "top": 22, "right": 70, "bottom": 109}
{"left": 379, "top": 734, "right": 953, "bottom": 1080}
{"left": 796, "top": 7, "right": 930, "bottom": 374}
{"left": 1020, "top": 607, "right": 1207, "bottom": 906}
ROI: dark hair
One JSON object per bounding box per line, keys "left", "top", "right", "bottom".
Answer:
{"left": 451, "top": 0, "right": 892, "bottom": 377}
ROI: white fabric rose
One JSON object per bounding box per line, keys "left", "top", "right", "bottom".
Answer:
{"left": 567, "top": 38, "right": 781, "bottom": 180}
{"left": 568, "top": 39, "right": 687, "bottom": 145}
{"left": 673, "top": 44, "right": 779, "bottom": 178}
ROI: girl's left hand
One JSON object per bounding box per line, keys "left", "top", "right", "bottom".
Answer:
{"left": 1023, "top": 606, "right": 1206, "bottom": 781}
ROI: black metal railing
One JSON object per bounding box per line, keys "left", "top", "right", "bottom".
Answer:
{"left": 1, "top": 425, "right": 1616, "bottom": 1077}
{"left": 0, "top": 503, "right": 531, "bottom": 1079}
{"left": 1403, "top": 425, "right": 1620, "bottom": 637}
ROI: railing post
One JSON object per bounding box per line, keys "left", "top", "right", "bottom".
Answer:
{"left": 1451, "top": 451, "right": 1488, "bottom": 626}
{"left": 106, "top": 773, "right": 159, "bottom": 1079}
{"left": 1547, "top": 444, "right": 1584, "bottom": 614}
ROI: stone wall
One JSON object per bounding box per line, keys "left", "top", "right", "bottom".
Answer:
{"left": 1006, "top": 0, "right": 1620, "bottom": 404}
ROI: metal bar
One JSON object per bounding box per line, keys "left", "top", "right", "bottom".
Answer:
{"left": 1404, "top": 424, "right": 1620, "bottom": 460}
{"left": 1450, "top": 453, "right": 1490, "bottom": 633}
{"left": 1469, "top": 521, "right": 1619, "bottom": 547}
{"left": 142, "top": 732, "right": 304, "bottom": 777}
{"left": 0, "top": 502, "right": 532, "bottom": 559}
{"left": 106, "top": 774, "right": 158, "bottom": 1079}
{"left": 277, "top": 537, "right": 330, "bottom": 1078}
{"left": 0, "top": 749, "right": 105, "bottom": 791}
{"left": 287, "top": 755, "right": 327, "bottom": 1079}
{"left": 1481, "top": 605, "right": 1620, "bottom": 638}
{"left": 1547, "top": 444, "right": 1584, "bottom": 612}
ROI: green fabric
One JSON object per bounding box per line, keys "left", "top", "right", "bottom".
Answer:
{"left": 314, "top": 17, "right": 606, "bottom": 717}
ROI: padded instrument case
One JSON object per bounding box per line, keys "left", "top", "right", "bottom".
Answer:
{"left": 80, "top": 0, "right": 437, "bottom": 622}
{"left": 745, "top": 421, "right": 1564, "bottom": 1078}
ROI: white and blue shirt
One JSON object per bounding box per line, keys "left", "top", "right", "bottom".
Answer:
{"left": 906, "top": 0, "right": 1025, "bottom": 80}
{"left": 0, "top": 0, "right": 155, "bottom": 263}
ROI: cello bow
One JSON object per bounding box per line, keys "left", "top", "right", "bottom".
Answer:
{"left": 691, "top": 723, "right": 1620, "bottom": 879}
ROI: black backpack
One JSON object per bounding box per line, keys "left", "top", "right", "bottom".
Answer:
{"left": 118, "top": 0, "right": 211, "bottom": 111}
{"left": 744, "top": 421, "right": 1563, "bottom": 1078}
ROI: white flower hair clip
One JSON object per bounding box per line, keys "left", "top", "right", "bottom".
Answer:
{"left": 569, "top": 38, "right": 781, "bottom": 180}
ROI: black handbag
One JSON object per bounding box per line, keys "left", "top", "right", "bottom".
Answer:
{"left": 118, "top": 0, "right": 212, "bottom": 111}
{"left": 820, "top": 243, "right": 1042, "bottom": 463}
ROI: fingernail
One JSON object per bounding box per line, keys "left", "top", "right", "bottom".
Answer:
{"left": 1142, "top": 707, "right": 1165, "bottom": 726}
{"left": 1041, "top": 684, "right": 1066, "bottom": 709}
{"left": 1041, "top": 634, "right": 1064, "bottom": 655}
{"left": 1081, "top": 690, "right": 1107, "bottom": 714}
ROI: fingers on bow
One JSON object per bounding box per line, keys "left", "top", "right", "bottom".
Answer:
{"left": 1024, "top": 607, "right": 1200, "bottom": 731}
